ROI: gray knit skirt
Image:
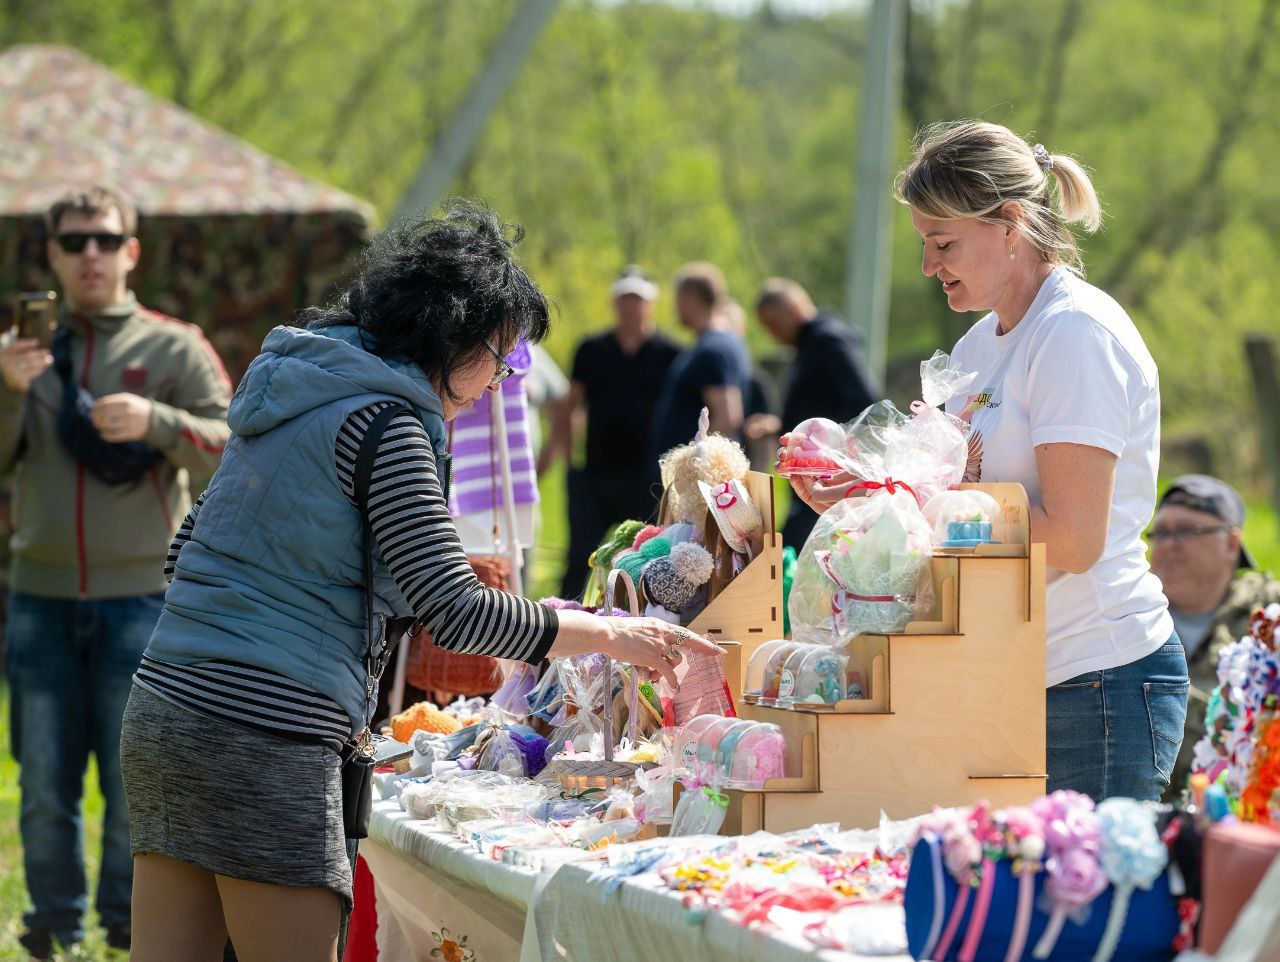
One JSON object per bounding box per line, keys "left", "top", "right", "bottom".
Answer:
{"left": 119, "top": 683, "right": 353, "bottom": 910}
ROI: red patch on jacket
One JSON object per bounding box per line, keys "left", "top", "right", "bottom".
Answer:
{"left": 121, "top": 364, "right": 148, "bottom": 393}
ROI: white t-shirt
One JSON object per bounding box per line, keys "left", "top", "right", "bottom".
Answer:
{"left": 945, "top": 267, "right": 1173, "bottom": 686}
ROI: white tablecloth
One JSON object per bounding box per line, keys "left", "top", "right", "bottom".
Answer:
{"left": 362, "top": 800, "right": 913, "bottom": 962}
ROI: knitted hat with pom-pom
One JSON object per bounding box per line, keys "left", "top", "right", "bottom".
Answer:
{"left": 643, "top": 541, "right": 713, "bottom": 612}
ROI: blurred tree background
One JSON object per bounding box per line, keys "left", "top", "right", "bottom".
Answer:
{"left": 2, "top": 0, "right": 1278, "bottom": 559}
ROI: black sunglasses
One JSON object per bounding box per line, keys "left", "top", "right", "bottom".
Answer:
{"left": 55, "top": 232, "right": 128, "bottom": 254}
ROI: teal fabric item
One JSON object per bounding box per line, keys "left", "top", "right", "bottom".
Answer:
{"left": 614, "top": 550, "right": 648, "bottom": 587}
{"left": 639, "top": 536, "right": 672, "bottom": 561}
{"left": 146, "top": 324, "right": 448, "bottom": 735}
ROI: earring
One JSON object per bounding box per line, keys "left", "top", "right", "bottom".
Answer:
{"left": 1008, "top": 249, "right": 1016, "bottom": 260}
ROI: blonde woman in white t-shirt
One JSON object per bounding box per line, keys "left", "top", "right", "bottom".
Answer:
{"left": 792, "top": 120, "right": 1188, "bottom": 802}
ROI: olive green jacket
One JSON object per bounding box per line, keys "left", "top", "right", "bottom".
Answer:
{"left": 0, "top": 293, "right": 231, "bottom": 599}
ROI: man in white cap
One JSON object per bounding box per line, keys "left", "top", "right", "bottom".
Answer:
{"left": 560, "top": 267, "right": 681, "bottom": 597}
{"left": 1150, "top": 474, "right": 1280, "bottom": 800}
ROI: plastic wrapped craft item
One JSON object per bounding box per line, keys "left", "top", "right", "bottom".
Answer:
{"left": 489, "top": 662, "right": 539, "bottom": 717}
{"left": 476, "top": 727, "right": 528, "bottom": 779}
{"left": 923, "top": 489, "right": 1002, "bottom": 548}
{"left": 760, "top": 641, "right": 805, "bottom": 703}
{"left": 670, "top": 781, "right": 730, "bottom": 836}
{"left": 675, "top": 714, "right": 723, "bottom": 773}
{"left": 776, "top": 416, "right": 859, "bottom": 478}
{"left": 743, "top": 639, "right": 793, "bottom": 703}
{"left": 690, "top": 717, "right": 748, "bottom": 784}
{"left": 717, "top": 721, "right": 786, "bottom": 789}
{"left": 777, "top": 644, "right": 850, "bottom": 707}
{"left": 658, "top": 645, "right": 736, "bottom": 724}
{"left": 542, "top": 654, "right": 610, "bottom": 763}
{"left": 790, "top": 492, "right": 935, "bottom": 644}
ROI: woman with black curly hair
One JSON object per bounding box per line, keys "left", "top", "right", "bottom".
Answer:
{"left": 119, "top": 202, "right": 720, "bottom": 961}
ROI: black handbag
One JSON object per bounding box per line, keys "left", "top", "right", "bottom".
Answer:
{"left": 340, "top": 403, "right": 410, "bottom": 839}
{"left": 52, "top": 327, "right": 162, "bottom": 485}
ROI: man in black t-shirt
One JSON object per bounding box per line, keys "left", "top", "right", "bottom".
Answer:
{"left": 650, "top": 262, "right": 751, "bottom": 461}
{"left": 560, "top": 267, "right": 681, "bottom": 598}
{"left": 756, "top": 277, "right": 878, "bottom": 550}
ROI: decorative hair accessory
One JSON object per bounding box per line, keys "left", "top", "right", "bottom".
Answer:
{"left": 1000, "top": 806, "right": 1046, "bottom": 962}
{"left": 1089, "top": 798, "right": 1168, "bottom": 962}
{"left": 1031, "top": 791, "right": 1106, "bottom": 959}
{"left": 1032, "top": 143, "right": 1054, "bottom": 171}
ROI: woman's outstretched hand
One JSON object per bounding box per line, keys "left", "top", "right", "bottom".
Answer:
{"left": 601, "top": 618, "right": 723, "bottom": 688}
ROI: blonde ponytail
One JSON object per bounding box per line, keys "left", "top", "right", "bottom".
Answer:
{"left": 1044, "top": 152, "right": 1101, "bottom": 233}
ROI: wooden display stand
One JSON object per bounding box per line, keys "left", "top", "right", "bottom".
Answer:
{"left": 721, "top": 482, "right": 1047, "bottom": 833}
{"left": 658, "top": 470, "right": 784, "bottom": 697}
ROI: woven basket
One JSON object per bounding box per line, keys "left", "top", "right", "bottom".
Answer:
{"left": 405, "top": 555, "right": 509, "bottom": 696}
{"left": 544, "top": 757, "right": 657, "bottom": 794}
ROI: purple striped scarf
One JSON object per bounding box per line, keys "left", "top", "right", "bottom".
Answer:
{"left": 448, "top": 338, "right": 540, "bottom": 517}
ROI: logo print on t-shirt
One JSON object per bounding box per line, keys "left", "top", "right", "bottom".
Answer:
{"left": 961, "top": 388, "right": 1000, "bottom": 420}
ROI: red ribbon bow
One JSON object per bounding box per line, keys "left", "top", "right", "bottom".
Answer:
{"left": 844, "top": 477, "right": 918, "bottom": 501}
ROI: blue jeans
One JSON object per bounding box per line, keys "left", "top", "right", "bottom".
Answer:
{"left": 1047, "top": 637, "right": 1189, "bottom": 801}
{"left": 5, "top": 591, "right": 164, "bottom": 941}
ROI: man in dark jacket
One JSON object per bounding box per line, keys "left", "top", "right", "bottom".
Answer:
{"left": 755, "top": 277, "right": 878, "bottom": 551}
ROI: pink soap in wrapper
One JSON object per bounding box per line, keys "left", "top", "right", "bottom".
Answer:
{"left": 776, "top": 417, "right": 858, "bottom": 478}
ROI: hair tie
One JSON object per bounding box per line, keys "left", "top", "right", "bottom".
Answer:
{"left": 1032, "top": 143, "right": 1054, "bottom": 171}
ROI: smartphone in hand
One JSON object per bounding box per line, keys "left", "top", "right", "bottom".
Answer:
{"left": 15, "top": 291, "right": 57, "bottom": 349}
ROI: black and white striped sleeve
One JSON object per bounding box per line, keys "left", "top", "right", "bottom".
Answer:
{"left": 165, "top": 491, "right": 207, "bottom": 582}
{"left": 336, "top": 403, "right": 558, "bottom": 664}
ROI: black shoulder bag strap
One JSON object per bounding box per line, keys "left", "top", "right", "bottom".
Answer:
{"left": 352, "top": 403, "right": 409, "bottom": 732}
{"left": 341, "top": 403, "right": 407, "bottom": 840}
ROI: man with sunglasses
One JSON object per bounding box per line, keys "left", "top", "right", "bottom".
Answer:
{"left": 0, "top": 186, "right": 230, "bottom": 958}
{"left": 1149, "top": 474, "right": 1280, "bottom": 801}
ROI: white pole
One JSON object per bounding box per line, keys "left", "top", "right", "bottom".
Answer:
{"left": 489, "top": 388, "right": 525, "bottom": 597}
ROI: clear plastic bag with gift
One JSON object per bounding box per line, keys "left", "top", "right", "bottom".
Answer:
{"left": 840, "top": 351, "right": 975, "bottom": 505}
{"left": 788, "top": 353, "right": 974, "bottom": 644}
{"left": 789, "top": 492, "right": 935, "bottom": 643}
{"left": 541, "top": 654, "right": 610, "bottom": 764}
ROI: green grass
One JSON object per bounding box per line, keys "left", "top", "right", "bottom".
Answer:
{"left": 0, "top": 684, "right": 113, "bottom": 960}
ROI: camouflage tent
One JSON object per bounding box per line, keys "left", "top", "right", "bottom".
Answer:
{"left": 0, "top": 44, "right": 375, "bottom": 382}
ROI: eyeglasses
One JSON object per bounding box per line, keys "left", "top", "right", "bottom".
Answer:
{"left": 1145, "top": 524, "right": 1230, "bottom": 545}
{"left": 483, "top": 340, "right": 514, "bottom": 386}
{"left": 55, "top": 232, "right": 128, "bottom": 254}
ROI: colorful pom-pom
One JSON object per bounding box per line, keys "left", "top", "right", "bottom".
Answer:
{"left": 670, "top": 541, "right": 713, "bottom": 586}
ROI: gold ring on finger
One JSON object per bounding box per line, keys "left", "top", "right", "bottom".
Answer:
{"left": 661, "top": 645, "right": 682, "bottom": 666}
